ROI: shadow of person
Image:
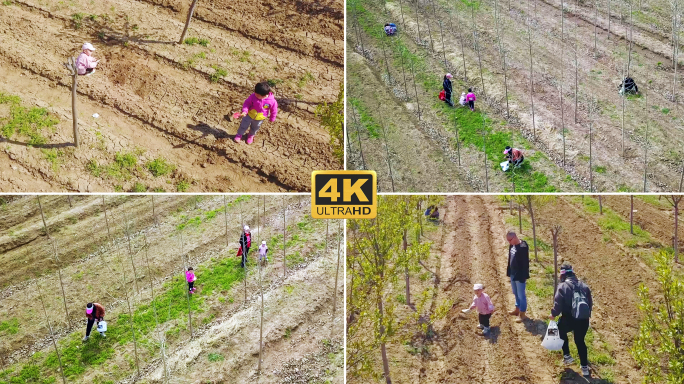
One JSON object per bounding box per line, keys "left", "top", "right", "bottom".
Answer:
{"left": 486, "top": 325, "right": 500, "bottom": 344}
{"left": 524, "top": 317, "right": 549, "bottom": 340}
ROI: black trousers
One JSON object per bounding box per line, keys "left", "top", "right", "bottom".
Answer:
{"left": 444, "top": 91, "right": 453, "bottom": 106}
{"left": 478, "top": 313, "right": 491, "bottom": 328}
{"left": 188, "top": 281, "right": 194, "bottom": 291}
{"left": 241, "top": 247, "right": 250, "bottom": 268}
{"left": 468, "top": 100, "right": 475, "bottom": 110}
{"left": 86, "top": 318, "right": 102, "bottom": 337}
{"left": 559, "top": 316, "right": 590, "bottom": 366}
{"left": 513, "top": 156, "right": 524, "bottom": 166}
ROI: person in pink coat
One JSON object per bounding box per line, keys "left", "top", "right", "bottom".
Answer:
{"left": 76, "top": 43, "right": 100, "bottom": 76}
{"left": 186, "top": 267, "right": 197, "bottom": 294}
{"left": 462, "top": 283, "right": 496, "bottom": 336}
{"left": 466, "top": 88, "right": 477, "bottom": 111}
{"left": 235, "top": 82, "right": 278, "bottom": 144}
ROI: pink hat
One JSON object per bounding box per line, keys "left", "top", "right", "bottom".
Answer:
{"left": 446, "top": 73, "right": 453, "bottom": 78}
{"left": 86, "top": 303, "right": 94, "bottom": 314}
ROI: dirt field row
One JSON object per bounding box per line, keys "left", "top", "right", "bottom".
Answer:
{"left": 0, "top": 195, "right": 343, "bottom": 383}
{"left": 348, "top": 0, "right": 684, "bottom": 192}
{"left": 0, "top": 0, "right": 343, "bottom": 192}
{"left": 347, "top": 194, "right": 674, "bottom": 383}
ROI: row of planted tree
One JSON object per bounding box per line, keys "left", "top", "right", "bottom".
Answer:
{"left": 2, "top": 195, "right": 342, "bottom": 383}
{"left": 348, "top": 0, "right": 684, "bottom": 192}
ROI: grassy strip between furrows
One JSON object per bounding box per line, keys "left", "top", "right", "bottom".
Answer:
{"left": 0, "top": 92, "right": 59, "bottom": 146}
{"left": 349, "top": 0, "right": 560, "bottom": 192}
{"left": 502, "top": 207, "right": 617, "bottom": 381}
{"left": 0, "top": 205, "right": 329, "bottom": 384}
{"left": 571, "top": 196, "right": 666, "bottom": 270}
{"left": 348, "top": 97, "right": 381, "bottom": 139}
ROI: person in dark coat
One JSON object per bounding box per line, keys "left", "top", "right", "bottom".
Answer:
{"left": 505, "top": 231, "right": 530, "bottom": 322}
{"left": 549, "top": 263, "right": 593, "bottom": 377}
{"left": 83, "top": 302, "right": 106, "bottom": 341}
{"left": 238, "top": 225, "right": 252, "bottom": 268}
{"left": 443, "top": 73, "right": 454, "bottom": 107}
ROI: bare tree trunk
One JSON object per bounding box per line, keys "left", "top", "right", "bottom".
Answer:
{"left": 518, "top": 203, "right": 523, "bottom": 233}
{"left": 472, "top": 6, "right": 487, "bottom": 100}
{"left": 224, "top": 196, "right": 229, "bottom": 246}
{"left": 37, "top": 196, "right": 50, "bottom": 239}
{"left": 495, "top": 0, "right": 510, "bottom": 118}
{"left": 178, "top": 0, "right": 200, "bottom": 44}
{"left": 151, "top": 196, "right": 157, "bottom": 227}
{"left": 379, "top": 120, "right": 396, "bottom": 192}
{"left": 599, "top": 195, "right": 603, "bottom": 214}
{"left": 117, "top": 238, "right": 141, "bottom": 376}
{"left": 349, "top": 98, "right": 368, "bottom": 169}
{"left": 331, "top": 219, "right": 342, "bottom": 338}
{"left": 551, "top": 225, "right": 561, "bottom": 293}
{"left": 528, "top": 0, "right": 536, "bottom": 138}
{"left": 283, "top": 197, "right": 287, "bottom": 277}
{"left": 575, "top": 22, "right": 579, "bottom": 124}
{"left": 680, "top": 160, "right": 684, "bottom": 192}
{"left": 379, "top": 298, "right": 392, "bottom": 384}
{"left": 51, "top": 241, "right": 70, "bottom": 325}
{"left": 67, "top": 195, "right": 72, "bottom": 208}
{"left": 37, "top": 283, "right": 67, "bottom": 384}
{"left": 453, "top": 11, "right": 468, "bottom": 82}
{"left": 589, "top": 122, "right": 594, "bottom": 192}
{"left": 643, "top": 91, "right": 649, "bottom": 192}
{"left": 257, "top": 196, "right": 264, "bottom": 373}
{"left": 123, "top": 205, "right": 140, "bottom": 296}
{"left": 627, "top": 0, "right": 634, "bottom": 77}
{"left": 630, "top": 195, "right": 635, "bottom": 234}
{"left": 144, "top": 236, "right": 168, "bottom": 381}
{"left": 71, "top": 69, "right": 79, "bottom": 147}
{"left": 561, "top": 1, "right": 566, "bottom": 164}
{"left": 608, "top": 0, "right": 612, "bottom": 38}
{"left": 621, "top": 63, "right": 627, "bottom": 157}
{"left": 675, "top": 199, "right": 680, "bottom": 262}
{"left": 482, "top": 117, "right": 489, "bottom": 192}
{"left": 594, "top": 0, "right": 599, "bottom": 57}
{"left": 241, "top": 202, "right": 247, "bottom": 305}
{"left": 527, "top": 196, "right": 539, "bottom": 262}
{"left": 102, "top": 196, "right": 111, "bottom": 241}
{"left": 414, "top": 0, "right": 422, "bottom": 46}
{"left": 403, "top": 225, "right": 411, "bottom": 307}
{"left": 410, "top": 60, "right": 421, "bottom": 120}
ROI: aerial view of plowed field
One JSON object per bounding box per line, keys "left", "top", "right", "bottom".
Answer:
{"left": 0, "top": 195, "right": 344, "bottom": 383}
{"left": 347, "top": 0, "right": 684, "bottom": 192}
{"left": 347, "top": 195, "right": 684, "bottom": 383}
{"left": 0, "top": 0, "right": 343, "bottom": 193}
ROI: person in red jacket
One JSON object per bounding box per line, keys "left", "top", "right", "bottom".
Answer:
{"left": 83, "top": 302, "right": 106, "bottom": 341}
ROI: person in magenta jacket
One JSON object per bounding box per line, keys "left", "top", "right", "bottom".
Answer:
{"left": 235, "top": 82, "right": 278, "bottom": 144}
{"left": 186, "top": 267, "right": 197, "bottom": 294}
{"left": 466, "top": 88, "right": 477, "bottom": 111}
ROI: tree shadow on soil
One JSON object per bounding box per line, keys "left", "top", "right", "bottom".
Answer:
{"left": 0, "top": 137, "right": 73, "bottom": 149}
{"left": 185, "top": 122, "right": 231, "bottom": 142}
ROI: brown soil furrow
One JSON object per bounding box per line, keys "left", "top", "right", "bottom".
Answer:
{"left": 135, "top": 0, "right": 344, "bottom": 66}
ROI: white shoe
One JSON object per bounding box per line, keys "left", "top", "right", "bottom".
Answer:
{"left": 83, "top": 336, "right": 89, "bottom": 341}
{"left": 563, "top": 355, "right": 574, "bottom": 365}
{"left": 581, "top": 366, "right": 590, "bottom": 377}
{"left": 100, "top": 332, "right": 106, "bottom": 338}
{"left": 477, "top": 324, "right": 484, "bottom": 329}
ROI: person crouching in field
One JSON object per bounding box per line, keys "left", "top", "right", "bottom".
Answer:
{"left": 186, "top": 267, "right": 197, "bottom": 294}
{"left": 76, "top": 43, "right": 100, "bottom": 76}
{"left": 83, "top": 302, "right": 106, "bottom": 341}
{"left": 235, "top": 82, "right": 278, "bottom": 144}
{"left": 462, "top": 283, "right": 496, "bottom": 336}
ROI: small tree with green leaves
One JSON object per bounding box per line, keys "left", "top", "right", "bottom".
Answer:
{"left": 631, "top": 250, "right": 684, "bottom": 383}
{"left": 315, "top": 83, "right": 344, "bottom": 164}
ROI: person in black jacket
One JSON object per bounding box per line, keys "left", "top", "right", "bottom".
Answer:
{"left": 238, "top": 225, "right": 252, "bottom": 268}
{"left": 505, "top": 231, "right": 530, "bottom": 323}
{"left": 549, "top": 263, "right": 593, "bottom": 377}
{"left": 443, "top": 73, "right": 454, "bottom": 107}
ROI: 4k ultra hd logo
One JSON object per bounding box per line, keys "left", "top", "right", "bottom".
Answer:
{"left": 311, "top": 171, "right": 377, "bottom": 219}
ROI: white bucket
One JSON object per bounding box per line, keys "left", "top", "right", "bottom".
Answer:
{"left": 500, "top": 161, "right": 510, "bottom": 172}
{"left": 541, "top": 320, "right": 564, "bottom": 351}
{"left": 97, "top": 320, "right": 107, "bottom": 333}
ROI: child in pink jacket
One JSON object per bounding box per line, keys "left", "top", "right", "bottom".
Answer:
{"left": 186, "top": 267, "right": 196, "bottom": 294}
{"left": 235, "top": 82, "right": 278, "bottom": 144}
{"left": 466, "top": 88, "right": 477, "bottom": 111}
{"left": 462, "top": 283, "right": 495, "bottom": 336}
{"left": 76, "top": 43, "right": 100, "bottom": 76}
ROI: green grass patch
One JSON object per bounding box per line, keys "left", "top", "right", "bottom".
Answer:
{"left": 176, "top": 179, "right": 190, "bottom": 192}
{"left": 0, "top": 318, "right": 19, "bottom": 335}
{"left": 297, "top": 72, "right": 315, "bottom": 87}
{"left": 146, "top": 157, "right": 175, "bottom": 177}
{"left": 87, "top": 151, "right": 141, "bottom": 180}
{"left": 132, "top": 182, "right": 146, "bottom": 192}
{"left": 348, "top": 98, "right": 380, "bottom": 138}
{"left": 183, "top": 37, "right": 210, "bottom": 47}
{"left": 175, "top": 195, "right": 250, "bottom": 231}
{"left": 210, "top": 65, "right": 228, "bottom": 83}
{"left": 41, "top": 149, "right": 64, "bottom": 172}
{"left": 0, "top": 93, "right": 59, "bottom": 146}
{"left": 71, "top": 12, "right": 84, "bottom": 29}
{"left": 207, "top": 353, "right": 224, "bottom": 362}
